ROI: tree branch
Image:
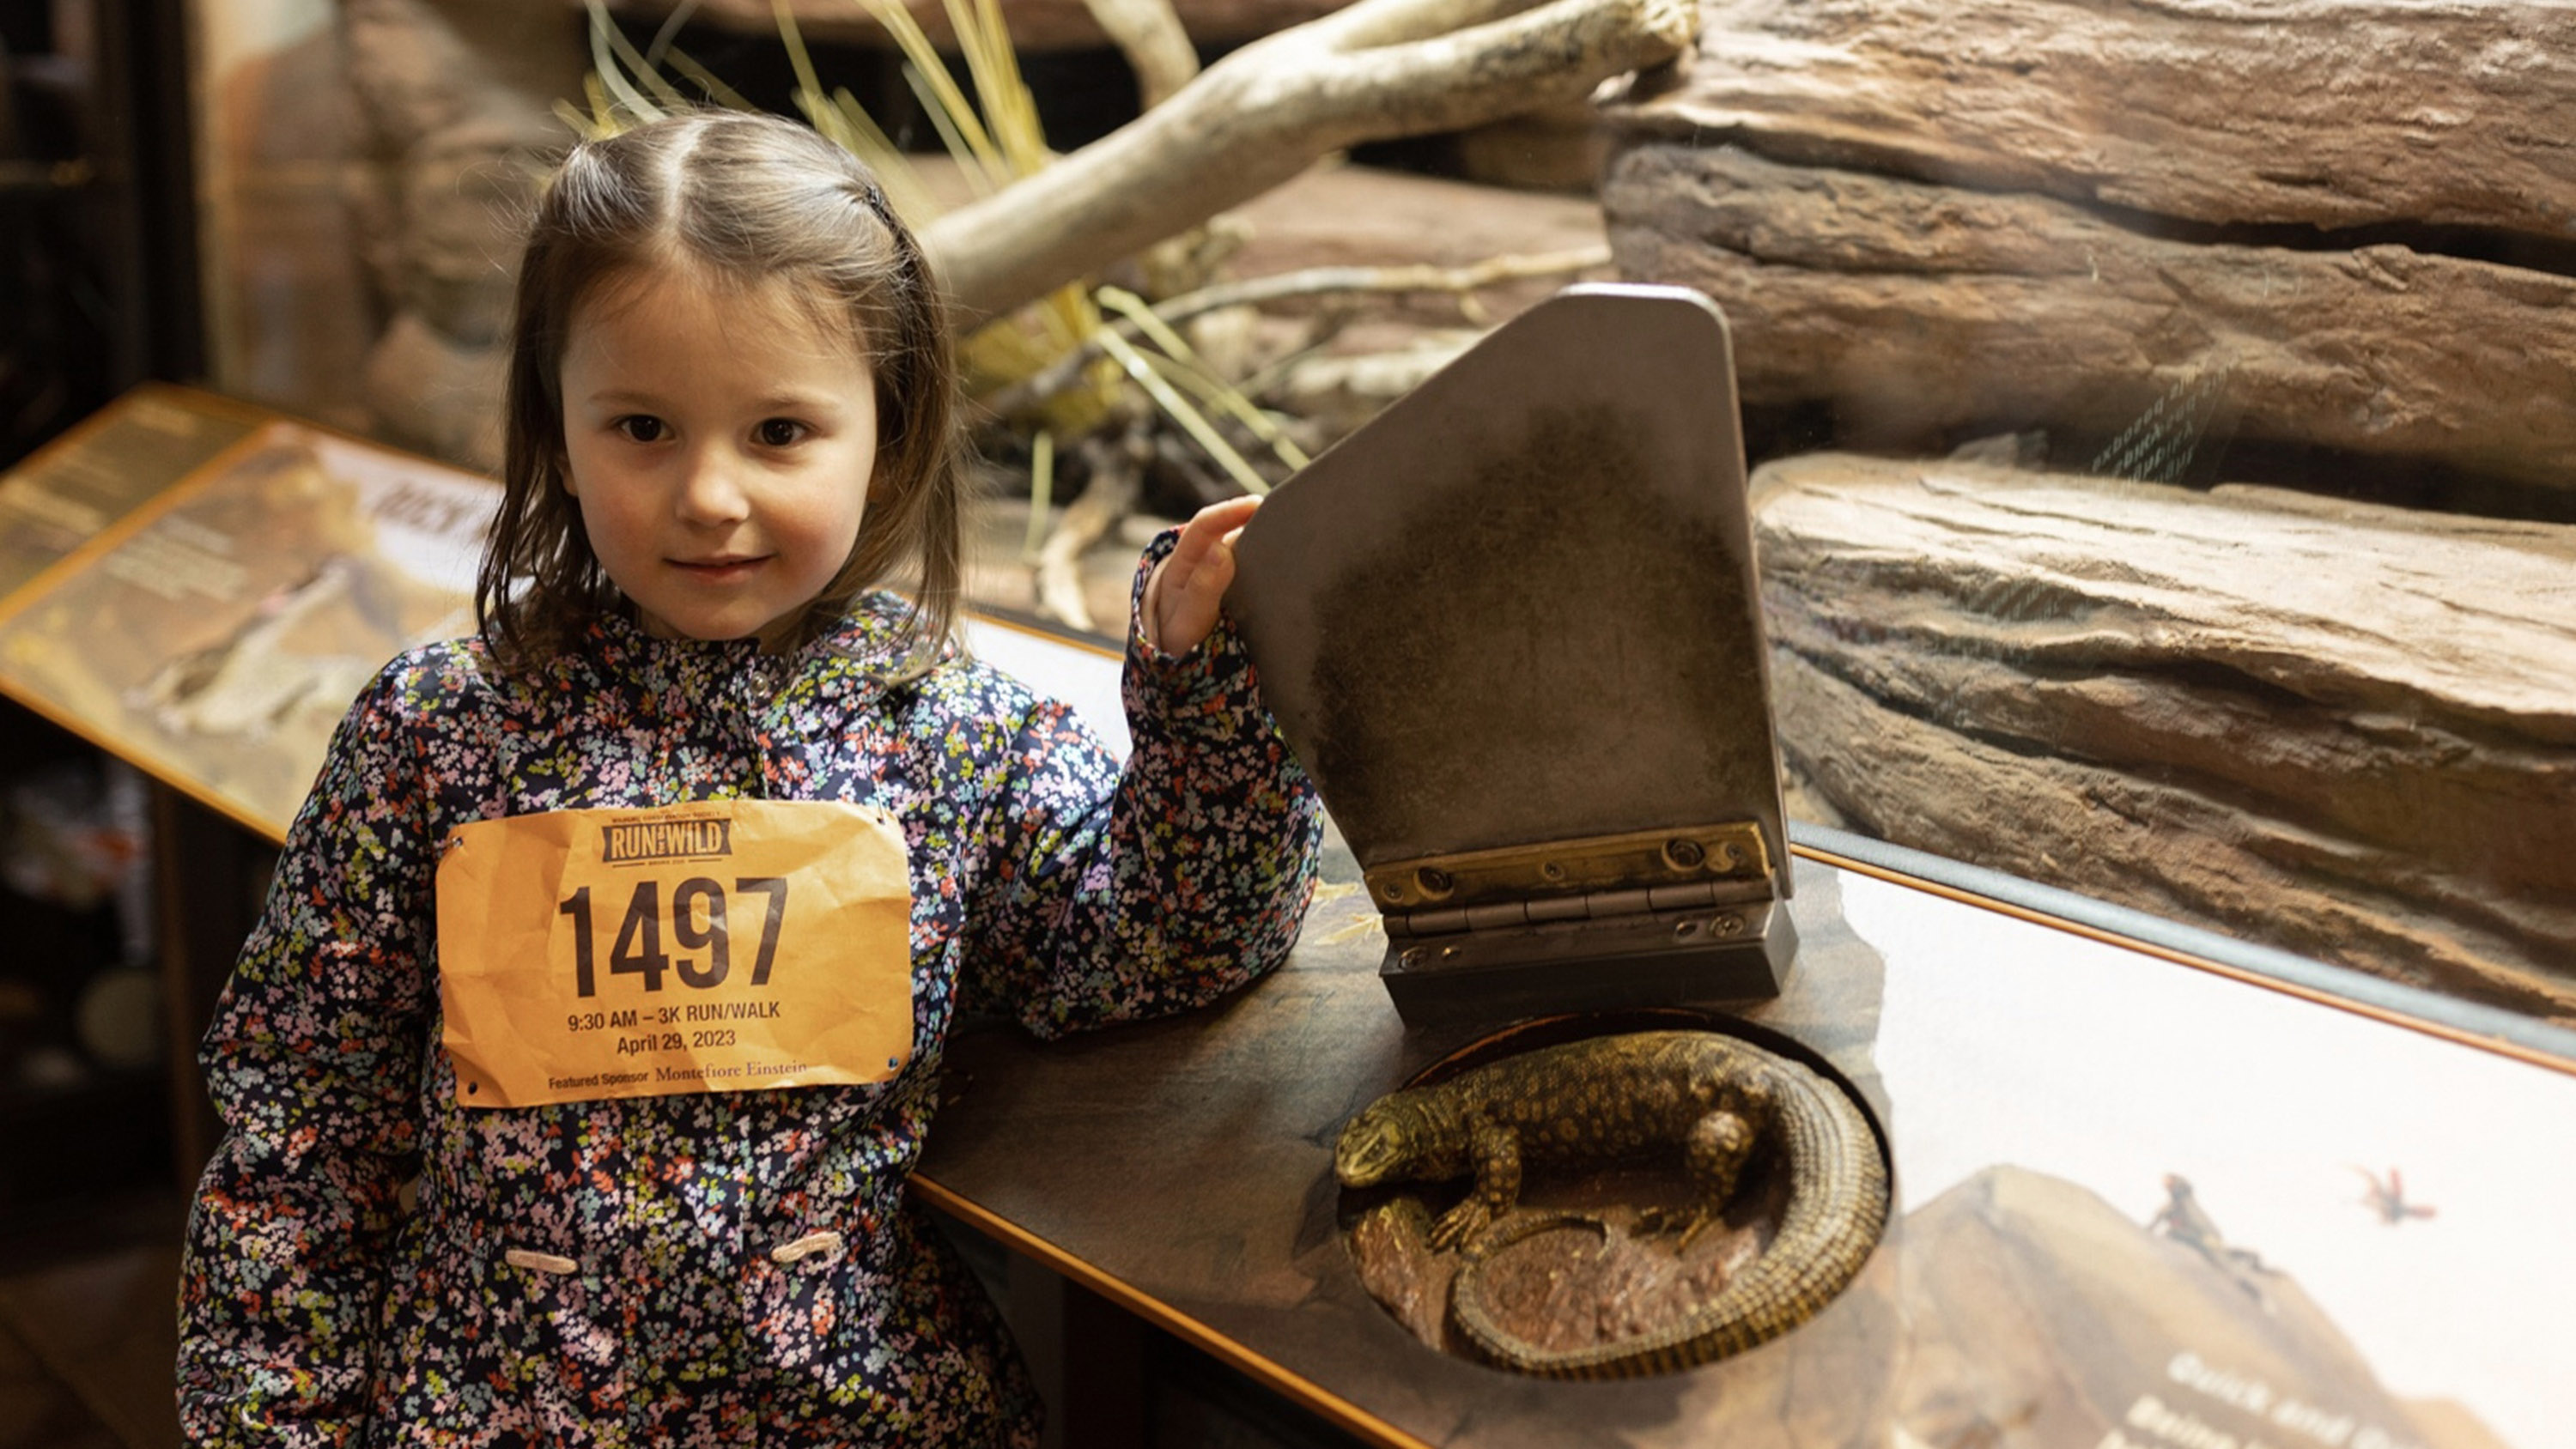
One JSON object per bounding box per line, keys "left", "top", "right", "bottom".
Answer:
{"left": 921, "top": 0, "right": 1687, "bottom": 323}
{"left": 1081, "top": 0, "right": 1202, "bottom": 107}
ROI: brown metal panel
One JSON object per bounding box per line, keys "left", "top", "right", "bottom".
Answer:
{"left": 1226, "top": 287, "right": 1787, "bottom": 888}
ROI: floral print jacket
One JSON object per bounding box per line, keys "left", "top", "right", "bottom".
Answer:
{"left": 177, "top": 562, "right": 1322, "bottom": 1448}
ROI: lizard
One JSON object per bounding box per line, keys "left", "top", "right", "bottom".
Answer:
{"left": 1333, "top": 1028, "right": 1887, "bottom": 1379}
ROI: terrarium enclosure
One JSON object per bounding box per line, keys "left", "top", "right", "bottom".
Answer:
{"left": 185, "top": 0, "right": 2576, "bottom": 1022}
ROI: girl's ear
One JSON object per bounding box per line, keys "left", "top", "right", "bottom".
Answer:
{"left": 556, "top": 448, "right": 580, "bottom": 498}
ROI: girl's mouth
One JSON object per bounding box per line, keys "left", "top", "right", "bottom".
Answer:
{"left": 672, "top": 555, "right": 768, "bottom": 581}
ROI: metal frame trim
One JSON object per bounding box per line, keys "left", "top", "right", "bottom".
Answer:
{"left": 1789, "top": 822, "right": 2576, "bottom": 1075}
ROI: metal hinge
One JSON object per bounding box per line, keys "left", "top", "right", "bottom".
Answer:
{"left": 1370, "top": 822, "right": 1772, "bottom": 939}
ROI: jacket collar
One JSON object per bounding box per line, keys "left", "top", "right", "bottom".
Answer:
{"left": 568, "top": 593, "right": 921, "bottom": 706}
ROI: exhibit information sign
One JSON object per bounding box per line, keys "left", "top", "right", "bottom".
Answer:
{"left": 0, "top": 385, "right": 267, "bottom": 598}
{"left": 1848, "top": 875, "right": 2567, "bottom": 1449}
{"left": 0, "top": 414, "right": 497, "bottom": 835}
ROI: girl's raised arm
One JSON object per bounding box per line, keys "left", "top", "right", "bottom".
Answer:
{"left": 960, "top": 524, "right": 1323, "bottom": 1037}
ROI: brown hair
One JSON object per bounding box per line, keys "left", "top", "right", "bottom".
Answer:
{"left": 478, "top": 110, "right": 963, "bottom": 673}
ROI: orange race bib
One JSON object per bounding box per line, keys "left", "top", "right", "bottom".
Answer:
{"left": 434, "top": 799, "right": 913, "bottom": 1108}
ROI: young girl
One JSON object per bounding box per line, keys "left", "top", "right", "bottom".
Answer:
{"left": 177, "top": 111, "right": 1321, "bottom": 1446}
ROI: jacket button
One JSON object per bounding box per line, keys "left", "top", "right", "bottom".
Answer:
{"left": 770, "top": 1230, "right": 846, "bottom": 1265}
{"left": 503, "top": 1248, "right": 580, "bottom": 1276}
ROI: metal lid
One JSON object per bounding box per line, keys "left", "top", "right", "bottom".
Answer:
{"left": 1229, "top": 285, "right": 1789, "bottom": 892}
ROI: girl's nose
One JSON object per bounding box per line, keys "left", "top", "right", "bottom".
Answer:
{"left": 674, "top": 447, "right": 753, "bottom": 525}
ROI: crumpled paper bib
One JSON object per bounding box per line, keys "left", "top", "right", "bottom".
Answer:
{"left": 434, "top": 798, "right": 913, "bottom": 1108}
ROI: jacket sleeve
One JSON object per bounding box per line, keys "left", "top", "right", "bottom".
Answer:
{"left": 177, "top": 662, "right": 436, "bottom": 1446}
{"left": 961, "top": 532, "right": 1324, "bottom": 1039}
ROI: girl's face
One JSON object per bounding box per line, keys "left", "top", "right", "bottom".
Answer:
{"left": 558, "top": 262, "right": 879, "bottom": 650}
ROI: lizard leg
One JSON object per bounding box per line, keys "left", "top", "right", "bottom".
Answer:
{"left": 1431, "top": 1119, "right": 1522, "bottom": 1251}
{"left": 1643, "top": 1109, "right": 1758, "bottom": 1248}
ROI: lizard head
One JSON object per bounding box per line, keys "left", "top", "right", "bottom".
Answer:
{"left": 1334, "top": 1094, "right": 1431, "bottom": 1189}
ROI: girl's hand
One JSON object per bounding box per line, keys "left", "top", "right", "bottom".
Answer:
{"left": 1144, "top": 495, "right": 1262, "bottom": 657}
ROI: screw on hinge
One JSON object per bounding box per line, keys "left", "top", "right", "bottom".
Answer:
{"left": 1414, "top": 866, "right": 1455, "bottom": 898}
{"left": 1662, "top": 838, "right": 1706, "bottom": 871}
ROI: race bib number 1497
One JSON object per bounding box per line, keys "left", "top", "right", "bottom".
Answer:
{"left": 434, "top": 799, "right": 914, "bottom": 1109}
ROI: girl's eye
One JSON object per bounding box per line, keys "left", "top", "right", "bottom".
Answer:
{"left": 616, "top": 415, "right": 666, "bottom": 444}
{"left": 756, "top": 418, "right": 808, "bottom": 448}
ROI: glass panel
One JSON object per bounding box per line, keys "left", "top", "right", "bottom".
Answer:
{"left": 169, "top": 1, "right": 2575, "bottom": 1026}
